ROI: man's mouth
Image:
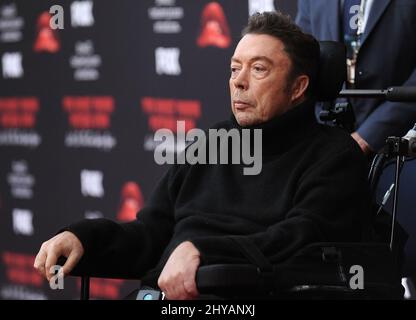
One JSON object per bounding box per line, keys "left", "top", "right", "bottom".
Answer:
{"left": 233, "top": 100, "right": 252, "bottom": 110}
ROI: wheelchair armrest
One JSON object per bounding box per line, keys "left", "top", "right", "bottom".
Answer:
{"left": 195, "top": 243, "right": 406, "bottom": 299}
{"left": 196, "top": 264, "right": 262, "bottom": 296}
{"left": 58, "top": 256, "right": 141, "bottom": 280}
{"left": 60, "top": 241, "right": 405, "bottom": 300}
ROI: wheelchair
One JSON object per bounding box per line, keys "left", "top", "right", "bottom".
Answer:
{"left": 64, "top": 41, "right": 415, "bottom": 300}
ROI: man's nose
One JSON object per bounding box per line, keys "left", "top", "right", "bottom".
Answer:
{"left": 233, "top": 68, "right": 249, "bottom": 90}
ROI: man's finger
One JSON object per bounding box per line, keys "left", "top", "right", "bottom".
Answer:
{"left": 44, "top": 247, "right": 59, "bottom": 281}
{"left": 163, "top": 280, "right": 178, "bottom": 300}
{"left": 167, "top": 285, "right": 186, "bottom": 300}
{"left": 172, "top": 275, "right": 191, "bottom": 300}
{"left": 33, "top": 249, "right": 47, "bottom": 278}
{"left": 163, "top": 275, "right": 184, "bottom": 300}
{"left": 61, "top": 250, "right": 81, "bottom": 276}
{"left": 183, "top": 276, "right": 199, "bottom": 298}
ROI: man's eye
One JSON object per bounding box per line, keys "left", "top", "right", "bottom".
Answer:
{"left": 230, "top": 67, "right": 239, "bottom": 77}
{"left": 253, "top": 66, "right": 266, "bottom": 72}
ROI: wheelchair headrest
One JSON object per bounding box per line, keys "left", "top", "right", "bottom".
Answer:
{"left": 316, "top": 41, "right": 347, "bottom": 102}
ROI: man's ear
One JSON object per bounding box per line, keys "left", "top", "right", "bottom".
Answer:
{"left": 290, "top": 75, "right": 309, "bottom": 102}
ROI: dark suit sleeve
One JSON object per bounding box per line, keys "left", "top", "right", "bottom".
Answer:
{"left": 357, "top": 68, "right": 416, "bottom": 151}
{"left": 191, "top": 145, "right": 371, "bottom": 266}
{"left": 65, "top": 166, "right": 179, "bottom": 278}
{"left": 295, "top": 0, "right": 312, "bottom": 33}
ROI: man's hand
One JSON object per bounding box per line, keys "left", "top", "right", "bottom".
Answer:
{"left": 34, "top": 231, "right": 84, "bottom": 281}
{"left": 351, "top": 132, "right": 373, "bottom": 155}
{"left": 158, "top": 241, "right": 201, "bottom": 300}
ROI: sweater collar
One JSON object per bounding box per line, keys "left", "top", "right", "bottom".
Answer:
{"left": 229, "top": 98, "right": 318, "bottom": 155}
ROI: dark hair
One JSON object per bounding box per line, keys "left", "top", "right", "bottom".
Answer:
{"left": 242, "top": 11, "right": 320, "bottom": 97}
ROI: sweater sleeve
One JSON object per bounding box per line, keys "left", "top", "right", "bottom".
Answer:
{"left": 64, "top": 165, "right": 181, "bottom": 278}
{"left": 191, "top": 145, "right": 372, "bottom": 266}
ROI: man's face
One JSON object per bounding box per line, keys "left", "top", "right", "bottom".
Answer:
{"left": 230, "top": 33, "right": 294, "bottom": 126}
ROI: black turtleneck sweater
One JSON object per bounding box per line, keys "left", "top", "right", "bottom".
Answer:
{"left": 66, "top": 99, "right": 372, "bottom": 284}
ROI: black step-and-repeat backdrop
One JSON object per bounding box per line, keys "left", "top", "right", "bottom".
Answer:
{"left": 1, "top": 0, "right": 415, "bottom": 300}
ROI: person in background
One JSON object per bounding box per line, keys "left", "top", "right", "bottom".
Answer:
{"left": 296, "top": 0, "right": 416, "bottom": 154}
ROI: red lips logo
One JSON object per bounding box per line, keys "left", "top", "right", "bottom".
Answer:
{"left": 197, "top": 2, "right": 231, "bottom": 49}
{"left": 117, "top": 182, "right": 144, "bottom": 222}
{"left": 33, "top": 12, "right": 60, "bottom": 53}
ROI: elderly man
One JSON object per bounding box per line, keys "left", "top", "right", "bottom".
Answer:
{"left": 34, "top": 12, "right": 371, "bottom": 300}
